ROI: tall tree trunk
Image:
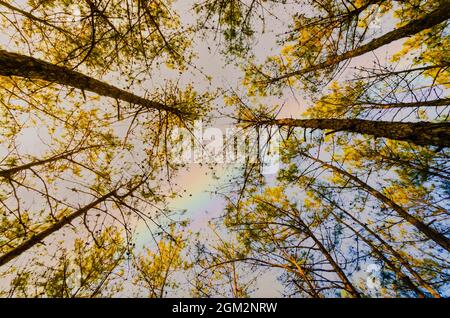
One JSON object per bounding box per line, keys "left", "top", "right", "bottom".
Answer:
{"left": 303, "top": 153, "right": 450, "bottom": 252}
{"left": 0, "top": 145, "right": 100, "bottom": 179}
{"left": 0, "top": 190, "right": 117, "bottom": 267}
{"left": 0, "top": 50, "right": 187, "bottom": 117}
{"left": 263, "top": 118, "right": 450, "bottom": 148}
{"left": 267, "top": 1, "right": 450, "bottom": 83}
{"left": 333, "top": 97, "right": 450, "bottom": 109}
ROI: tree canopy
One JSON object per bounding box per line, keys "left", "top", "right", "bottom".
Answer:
{"left": 0, "top": 0, "right": 448, "bottom": 298}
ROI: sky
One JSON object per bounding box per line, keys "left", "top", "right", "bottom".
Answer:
{"left": 0, "top": 0, "right": 418, "bottom": 297}
{"left": 132, "top": 0, "right": 400, "bottom": 241}
{"left": 129, "top": 1, "right": 404, "bottom": 296}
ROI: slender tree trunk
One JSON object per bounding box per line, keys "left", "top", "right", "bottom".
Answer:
{"left": 268, "top": 1, "right": 450, "bottom": 83}
{"left": 0, "top": 145, "right": 100, "bottom": 179}
{"left": 329, "top": 209, "right": 427, "bottom": 297}
{"left": 303, "top": 153, "right": 450, "bottom": 252}
{"left": 298, "top": 217, "right": 361, "bottom": 298}
{"left": 0, "top": 190, "right": 117, "bottom": 267}
{"left": 0, "top": 50, "right": 186, "bottom": 117}
{"left": 333, "top": 97, "right": 450, "bottom": 109}
{"left": 263, "top": 118, "right": 450, "bottom": 148}
{"left": 0, "top": 173, "right": 148, "bottom": 267}
{"left": 322, "top": 198, "right": 440, "bottom": 297}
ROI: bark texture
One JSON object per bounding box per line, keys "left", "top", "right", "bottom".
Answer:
{"left": 268, "top": 2, "right": 450, "bottom": 82}
{"left": 0, "top": 190, "right": 116, "bottom": 267}
{"left": 270, "top": 118, "right": 450, "bottom": 148}
{"left": 0, "top": 50, "right": 186, "bottom": 117}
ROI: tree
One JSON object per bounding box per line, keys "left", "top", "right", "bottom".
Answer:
{"left": 249, "top": 117, "right": 450, "bottom": 148}
{"left": 132, "top": 224, "right": 190, "bottom": 298}
{"left": 0, "top": 0, "right": 448, "bottom": 298}
{"left": 1, "top": 226, "right": 127, "bottom": 298}
{"left": 222, "top": 186, "right": 362, "bottom": 297}
{"left": 0, "top": 50, "right": 195, "bottom": 118}
{"left": 0, "top": 0, "right": 207, "bottom": 297}
{"left": 190, "top": 224, "right": 259, "bottom": 297}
